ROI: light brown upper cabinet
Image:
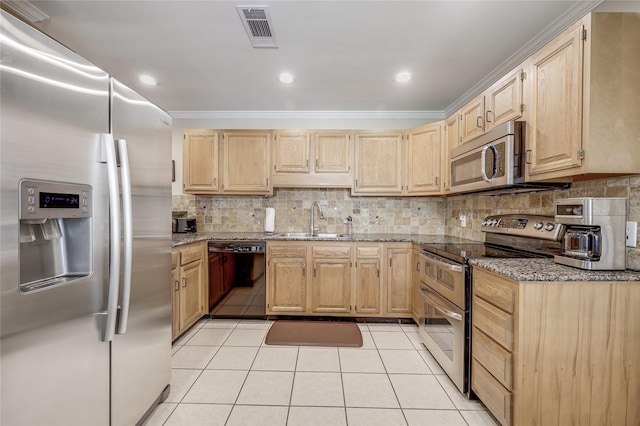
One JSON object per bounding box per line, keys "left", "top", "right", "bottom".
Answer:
{"left": 221, "top": 130, "right": 272, "bottom": 195}
{"left": 443, "top": 112, "right": 461, "bottom": 193}
{"left": 271, "top": 131, "right": 352, "bottom": 188}
{"left": 405, "top": 122, "right": 443, "bottom": 195}
{"left": 526, "top": 13, "right": 640, "bottom": 181}
{"left": 460, "top": 67, "right": 525, "bottom": 144}
{"left": 353, "top": 131, "right": 404, "bottom": 195}
{"left": 183, "top": 129, "right": 219, "bottom": 194}
{"left": 273, "top": 131, "right": 310, "bottom": 174}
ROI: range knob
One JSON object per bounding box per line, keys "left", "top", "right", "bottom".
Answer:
{"left": 544, "top": 223, "right": 555, "bottom": 231}
{"left": 533, "top": 221, "right": 544, "bottom": 230}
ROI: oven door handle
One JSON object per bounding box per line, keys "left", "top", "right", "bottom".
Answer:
{"left": 421, "top": 252, "right": 463, "bottom": 273}
{"left": 419, "top": 285, "right": 463, "bottom": 321}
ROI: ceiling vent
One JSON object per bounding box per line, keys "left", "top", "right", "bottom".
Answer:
{"left": 236, "top": 5, "right": 278, "bottom": 48}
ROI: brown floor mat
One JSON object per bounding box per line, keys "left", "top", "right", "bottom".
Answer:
{"left": 265, "top": 320, "right": 363, "bottom": 347}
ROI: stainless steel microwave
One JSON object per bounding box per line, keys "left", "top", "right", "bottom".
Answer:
{"left": 449, "top": 121, "right": 524, "bottom": 194}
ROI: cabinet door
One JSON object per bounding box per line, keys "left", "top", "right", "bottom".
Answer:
{"left": 460, "top": 94, "right": 485, "bottom": 144}
{"left": 353, "top": 132, "right": 403, "bottom": 194}
{"left": 183, "top": 129, "right": 219, "bottom": 194}
{"left": 179, "top": 258, "right": 205, "bottom": 331}
{"left": 355, "top": 259, "right": 381, "bottom": 315}
{"left": 273, "top": 132, "right": 310, "bottom": 173}
{"left": 315, "top": 132, "right": 351, "bottom": 173}
{"left": 221, "top": 131, "right": 271, "bottom": 194}
{"left": 486, "top": 68, "right": 524, "bottom": 130}
{"left": 208, "top": 253, "right": 224, "bottom": 310}
{"left": 171, "top": 266, "right": 180, "bottom": 340}
{"left": 311, "top": 259, "right": 351, "bottom": 314}
{"left": 411, "top": 249, "right": 422, "bottom": 322}
{"left": 267, "top": 251, "right": 308, "bottom": 313}
{"left": 443, "top": 113, "right": 460, "bottom": 193}
{"left": 386, "top": 247, "right": 412, "bottom": 314}
{"left": 406, "top": 123, "right": 442, "bottom": 195}
{"left": 527, "top": 21, "right": 584, "bottom": 178}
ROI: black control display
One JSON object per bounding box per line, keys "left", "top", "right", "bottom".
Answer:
{"left": 39, "top": 192, "right": 80, "bottom": 209}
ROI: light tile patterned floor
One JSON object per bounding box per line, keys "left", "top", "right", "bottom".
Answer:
{"left": 143, "top": 319, "right": 499, "bottom": 426}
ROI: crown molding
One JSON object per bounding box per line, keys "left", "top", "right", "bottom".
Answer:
{"left": 2, "top": 1, "right": 49, "bottom": 23}
{"left": 169, "top": 110, "right": 446, "bottom": 120}
{"left": 444, "top": 0, "right": 603, "bottom": 117}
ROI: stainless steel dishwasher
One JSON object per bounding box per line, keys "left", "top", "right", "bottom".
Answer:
{"left": 207, "top": 241, "right": 266, "bottom": 318}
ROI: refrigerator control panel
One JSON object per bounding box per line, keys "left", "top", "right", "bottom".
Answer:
{"left": 19, "top": 179, "right": 92, "bottom": 219}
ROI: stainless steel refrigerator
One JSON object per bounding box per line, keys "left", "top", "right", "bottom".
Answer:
{"left": 0, "top": 10, "right": 172, "bottom": 425}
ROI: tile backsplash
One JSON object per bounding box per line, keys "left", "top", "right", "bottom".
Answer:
{"left": 173, "top": 175, "right": 640, "bottom": 270}
{"left": 172, "top": 188, "right": 446, "bottom": 235}
{"left": 445, "top": 175, "right": 640, "bottom": 270}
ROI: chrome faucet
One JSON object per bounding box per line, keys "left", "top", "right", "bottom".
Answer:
{"left": 310, "top": 201, "right": 325, "bottom": 236}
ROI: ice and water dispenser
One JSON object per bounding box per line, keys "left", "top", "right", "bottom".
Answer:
{"left": 19, "top": 179, "right": 92, "bottom": 292}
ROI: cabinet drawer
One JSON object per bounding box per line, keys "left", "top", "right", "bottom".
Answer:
{"left": 474, "top": 269, "right": 516, "bottom": 314}
{"left": 472, "top": 326, "right": 513, "bottom": 390}
{"left": 180, "top": 242, "right": 203, "bottom": 265}
{"left": 171, "top": 250, "right": 180, "bottom": 269}
{"left": 356, "top": 245, "right": 381, "bottom": 258}
{"left": 269, "top": 246, "right": 307, "bottom": 258}
{"left": 473, "top": 297, "right": 514, "bottom": 351}
{"left": 312, "top": 245, "right": 351, "bottom": 258}
{"left": 472, "top": 359, "right": 511, "bottom": 426}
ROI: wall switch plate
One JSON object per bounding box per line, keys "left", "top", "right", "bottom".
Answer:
{"left": 459, "top": 214, "right": 467, "bottom": 228}
{"left": 626, "top": 221, "right": 637, "bottom": 247}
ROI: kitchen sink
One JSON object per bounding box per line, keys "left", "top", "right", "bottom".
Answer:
{"left": 272, "top": 232, "right": 349, "bottom": 239}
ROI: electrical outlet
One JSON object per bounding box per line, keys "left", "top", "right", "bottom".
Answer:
{"left": 626, "top": 221, "right": 637, "bottom": 247}
{"left": 459, "top": 214, "right": 467, "bottom": 228}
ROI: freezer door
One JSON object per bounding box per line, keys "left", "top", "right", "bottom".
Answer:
{"left": 110, "top": 79, "right": 173, "bottom": 425}
{"left": 0, "top": 11, "right": 110, "bottom": 425}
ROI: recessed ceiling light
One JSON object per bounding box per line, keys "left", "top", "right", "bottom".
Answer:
{"left": 394, "top": 71, "right": 412, "bottom": 83}
{"left": 139, "top": 74, "right": 157, "bottom": 86}
{"left": 277, "top": 73, "right": 295, "bottom": 84}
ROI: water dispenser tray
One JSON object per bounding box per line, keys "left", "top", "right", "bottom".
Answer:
{"left": 20, "top": 273, "right": 89, "bottom": 293}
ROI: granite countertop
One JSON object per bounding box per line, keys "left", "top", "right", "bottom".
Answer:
{"left": 470, "top": 258, "right": 640, "bottom": 282}
{"left": 172, "top": 232, "right": 480, "bottom": 247}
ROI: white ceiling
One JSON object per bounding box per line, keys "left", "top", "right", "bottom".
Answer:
{"left": 17, "top": 1, "right": 608, "bottom": 116}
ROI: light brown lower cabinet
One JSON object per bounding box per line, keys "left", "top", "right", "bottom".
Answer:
{"left": 171, "top": 241, "right": 208, "bottom": 341}
{"left": 472, "top": 267, "right": 640, "bottom": 426}
{"left": 385, "top": 244, "right": 413, "bottom": 315}
{"left": 266, "top": 243, "right": 308, "bottom": 314}
{"left": 266, "top": 241, "right": 411, "bottom": 318}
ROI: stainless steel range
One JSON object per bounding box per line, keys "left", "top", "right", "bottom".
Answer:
{"left": 417, "top": 214, "right": 564, "bottom": 397}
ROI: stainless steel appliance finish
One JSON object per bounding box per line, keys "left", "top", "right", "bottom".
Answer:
{"left": 417, "top": 251, "right": 468, "bottom": 394}
{"left": 449, "top": 121, "right": 569, "bottom": 194}
{"left": 208, "top": 241, "right": 266, "bottom": 318}
{"left": 1, "top": 11, "right": 172, "bottom": 426}
{"left": 418, "top": 214, "right": 563, "bottom": 397}
{"left": 173, "top": 217, "right": 197, "bottom": 233}
{"left": 554, "top": 197, "right": 627, "bottom": 270}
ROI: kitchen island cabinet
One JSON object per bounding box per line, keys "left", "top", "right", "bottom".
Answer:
{"left": 471, "top": 266, "right": 640, "bottom": 426}
{"left": 171, "top": 241, "right": 208, "bottom": 340}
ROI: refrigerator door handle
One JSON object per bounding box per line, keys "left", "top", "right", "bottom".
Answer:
{"left": 101, "top": 133, "right": 121, "bottom": 342}
{"left": 116, "top": 138, "right": 133, "bottom": 335}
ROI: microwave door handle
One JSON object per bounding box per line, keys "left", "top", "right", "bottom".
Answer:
{"left": 419, "top": 285, "right": 463, "bottom": 321}
{"left": 480, "top": 145, "right": 492, "bottom": 183}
